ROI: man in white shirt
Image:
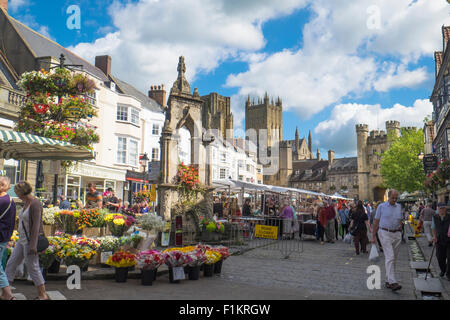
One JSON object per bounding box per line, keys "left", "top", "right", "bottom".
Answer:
{"left": 372, "top": 189, "right": 403, "bottom": 291}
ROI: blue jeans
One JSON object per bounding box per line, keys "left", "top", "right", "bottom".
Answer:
{"left": 0, "top": 242, "right": 9, "bottom": 288}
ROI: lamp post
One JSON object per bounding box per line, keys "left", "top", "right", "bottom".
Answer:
{"left": 140, "top": 152, "right": 150, "bottom": 185}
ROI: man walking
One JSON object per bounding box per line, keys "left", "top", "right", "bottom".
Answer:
{"left": 432, "top": 203, "right": 450, "bottom": 280}
{"left": 372, "top": 189, "right": 403, "bottom": 291}
{"left": 420, "top": 203, "right": 436, "bottom": 247}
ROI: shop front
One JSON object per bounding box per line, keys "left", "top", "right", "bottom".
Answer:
{"left": 64, "top": 162, "right": 127, "bottom": 203}
{"left": 125, "top": 170, "right": 150, "bottom": 204}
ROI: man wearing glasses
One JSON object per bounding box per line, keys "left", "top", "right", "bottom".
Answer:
{"left": 372, "top": 189, "right": 403, "bottom": 291}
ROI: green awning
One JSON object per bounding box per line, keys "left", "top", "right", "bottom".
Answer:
{"left": 0, "top": 130, "right": 95, "bottom": 161}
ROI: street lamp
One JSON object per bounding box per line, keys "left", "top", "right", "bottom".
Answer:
{"left": 140, "top": 152, "right": 150, "bottom": 179}
{"left": 418, "top": 152, "right": 424, "bottom": 161}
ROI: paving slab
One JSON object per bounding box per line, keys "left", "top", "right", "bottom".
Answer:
{"left": 413, "top": 278, "right": 444, "bottom": 293}
{"left": 410, "top": 262, "right": 431, "bottom": 270}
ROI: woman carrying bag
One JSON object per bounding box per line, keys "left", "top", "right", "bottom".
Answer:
{"left": 0, "top": 177, "right": 16, "bottom": 300}
{"left": 5, "top": 181, "right": 49, "bottom": 300}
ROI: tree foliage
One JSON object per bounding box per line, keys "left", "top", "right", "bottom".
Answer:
{"left": 379, "top": 128, "right": 426, "bottom": 193}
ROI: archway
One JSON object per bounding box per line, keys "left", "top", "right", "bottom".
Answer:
{"left": 373, "top": 187, "right": 386, "bottom": 202}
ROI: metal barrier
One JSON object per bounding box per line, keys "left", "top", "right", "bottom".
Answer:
{"left": 228, "top": 216, "right": 304, "bottom": 258}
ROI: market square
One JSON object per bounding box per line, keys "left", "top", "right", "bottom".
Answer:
{"left": 0, "top": 0, "right": 449, "bottom": 304}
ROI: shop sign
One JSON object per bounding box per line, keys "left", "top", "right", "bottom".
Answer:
{"left": 172, "top": 267, "right": 185, "bottom": 280}
{"left": 423, "top": 155, "right": 438, "bottom": 173}
{"left": 254, "top": 224, "right": 278, "bottom": 240}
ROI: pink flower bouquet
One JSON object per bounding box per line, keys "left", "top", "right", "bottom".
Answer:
{"left": 163, "top": 251, "right": 192, "bottom": 268}
{"left": 186, "top": 249, "right": 207, "bottom": 267}
{"left": 137, "top": 250, "right": 164, "bottom": 270}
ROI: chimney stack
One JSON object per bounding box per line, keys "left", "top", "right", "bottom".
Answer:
{"left": 328, "top": 150, "right": 335, "bottom": 165}
{"left": 0, "top": 0, "right": 8, "bottom": 12}
{"left": 149, "top": 84, "right": 167, "bottom": 107}
{"left": 443, "top": 25, "right": 450, "bottom": 52}
{"left": 95, "top": 55, "right": 112, "bottom": 77}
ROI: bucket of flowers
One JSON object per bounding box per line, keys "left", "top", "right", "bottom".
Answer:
{"left": 162, "top": 250, "right": 193, "bottom": 283}
{"left": 57, "top": 234, "right": 98, "bottom": 271}
{"left": 98, "top": 236, "right": 121, "bottom": 268}
{"left": 203, "top": 249, "right": 222, "bottom": 277}
{"left": 77, "top": 209, "right": 105, "bottom": 237}
{"left": 105, "top": 251, "right": 137, "bottom": 283}
{"left": 136, "top": 250, "right": 164, "bottom": 286}
{"left": 55, "top": 210, "right": 80, "bottom": 235}
{"left": 105, "top": 213, "right": 135, "bottom": 237}
{"left": 42, "top": 207, "right": 59, "bottom": 236}
{"left": 38, "top": 237, "right": 62, "bottom": 279}
{"left": 211, "top": 246, "right": 230, "bottom": 274}
{"left": 185, "top": 248, "right": 207, "bottom": 280}
{"left": 2, "top": 231, "right": 18, "bottom": 270}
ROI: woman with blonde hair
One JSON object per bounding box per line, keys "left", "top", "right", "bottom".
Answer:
{"left": 5, "top": 181, "right": 49, "bottom": 300}
{"left": 0, "top": 176, "right": 16, "bottom": 300}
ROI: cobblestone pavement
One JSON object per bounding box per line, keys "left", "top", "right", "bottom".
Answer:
{"left": 414, "top": 228, "right": 450, "bottom": 299}
{"left": 9, "top": 230, "right": 421, "bottom": 300}
{"left": 222, "top": 231, "right": 417, "bottom": 300}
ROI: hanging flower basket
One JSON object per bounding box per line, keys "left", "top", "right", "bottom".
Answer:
{"left": 33, "top": 103, "right": 49, "bottom": 114}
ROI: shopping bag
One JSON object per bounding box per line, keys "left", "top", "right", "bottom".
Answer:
{"left": 369, "top": 244, "right": 379, "bottom": 262}
{"left": 344, "top": 233, "right": 352, "bottom": 244}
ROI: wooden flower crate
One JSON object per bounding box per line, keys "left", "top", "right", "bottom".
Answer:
{"left": 43, "top": 225, "right": 56, "bottom": 237}
{"left": 82, "top": 227, "right": 105, "bottom": 238}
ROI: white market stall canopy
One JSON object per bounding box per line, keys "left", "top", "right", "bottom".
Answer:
{"left": 0, "top": 130, "right": 95, "bottom": 161}
{"left": 213, "top": 179, "right": 351, "bottom": 200}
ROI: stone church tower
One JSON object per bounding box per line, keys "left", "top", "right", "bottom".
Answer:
{"left": 201, "top": 93, "right": 233, "bottom": 142}
{"left": 292, "top": 127, "right": 314, "bottom": 160}
{"left": 356, "top": 120, "right": 401, "bottom": 202}
{"left": 245, "top": 93, "right": 283, "bottom": 159}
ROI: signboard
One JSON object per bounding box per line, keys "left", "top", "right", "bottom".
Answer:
{"left": 148, "top": 161, "right": 161, "bottom": 182}
{"left": 254, "top": 224, "right": 278, "bottom": 240}
{"left": 172, "top": 267, "right": 185, "bottom": 280}
{"left": 149, "top": 184, "right": 156, "bottom": 202}
{"left": 423, "top": 155, "right": 438, "bottom": 173}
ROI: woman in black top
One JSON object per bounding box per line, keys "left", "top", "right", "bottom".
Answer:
{"left": 349, "top": 200, "right": 371, "bottom": 255}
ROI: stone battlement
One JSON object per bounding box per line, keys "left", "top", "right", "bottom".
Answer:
{"left": 356, "top": 124, "right": 369, "bottom": 131}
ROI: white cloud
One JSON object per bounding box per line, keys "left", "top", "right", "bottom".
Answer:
{"left": 9, "top": 0, "right": 28, "bottom": 12}
{"left": 314, "top": 99, "right": 433, "bottom": 155}
{"left": 70, "top": 0, "right": 308, "bottom": 92}
{"left": 373, "top": 64, "right": 430, "bottom": 92}
{"left": 225, "top": 0, "right": 447, "bottom": 122}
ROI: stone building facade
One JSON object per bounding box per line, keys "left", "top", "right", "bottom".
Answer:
{"left": 430, "top": 25, "right": 450, "bottom": 203}
{"left": 326, "top": 156, "right": 358, "bottom": 199}
{"left": 356, "top": 121, "right": 401, "bottom": 202}
{"left": 201, "top": 92, "right": 233, "bottom": 142}
{"left": 245, "top": 93, "right": 283, "bottom": 156}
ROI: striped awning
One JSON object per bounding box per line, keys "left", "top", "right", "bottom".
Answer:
{"left": 0, "top": 130, "right": 95, "bottom": 161}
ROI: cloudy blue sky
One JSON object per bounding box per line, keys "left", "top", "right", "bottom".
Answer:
{"left": 8, "top": 0, "right": 450, "bottom": 158}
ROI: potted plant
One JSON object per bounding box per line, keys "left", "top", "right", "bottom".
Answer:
{"left": 136, "top": 250, "right": 164, "bottom": 286}
{"left": 162, "top": 250, "right": 192, "bottom": 283}
{"left": 38, "top": 240, "right": 60, "bottom": 280}
{"left": 105, "top": 251, "right": 137, "bottom": 283}
{"left": 56, "top": 234, "right": 98, "bottom": 272}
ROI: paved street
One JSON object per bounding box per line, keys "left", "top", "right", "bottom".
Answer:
{"left": 10, "top": 229, "right": 420, "bottom": 300}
